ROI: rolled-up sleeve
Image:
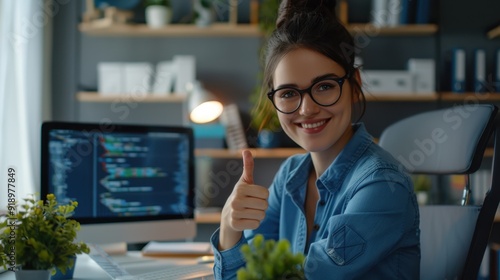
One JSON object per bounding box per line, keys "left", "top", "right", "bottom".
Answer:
{"left": 210, "top": 229, "right": 247, "bottom": 280}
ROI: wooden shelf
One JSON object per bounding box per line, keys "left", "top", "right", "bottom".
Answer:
{"left": 487, "top": 25, "right": 500, "bottom": 39}
{"left": 195, "top": 148, "right": 305, "bottom": 159}
{"left": 79, "top": 22, "right": 437, "bottom": 37}
{"left": 195, "top": 209, "right": 221, "bottom": 224}
{"left": 365, "top": 94, "right": 438, "bottom": 102}
{"left": 485, "top": 148, "right": 494, "bottom": 158}
{"left": 76, "top": 91, "right": 187, "bottom": 103}
{"left": 347, "top": 24, "right": 438, "bottom": 36}
{"left": 196, "top": 205, "right": 500, "bottom": 224}
{"left": 366, "top": 92, "right": 500, "bottom": 102}
{"left": 79, "top": 23, "right": 261, "bottom": 37}
{"left": 79, "top": 91, "right": 500, "bottom": 103}
{"left": 440, "top": 92, "right": 500, "bottom": 101}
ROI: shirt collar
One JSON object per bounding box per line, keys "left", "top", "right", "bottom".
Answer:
{"left": 319, "top": 123, "right": 373, "bottom": 192}
{"left": 284, "top": 123, "right": 373, "bottom": 194}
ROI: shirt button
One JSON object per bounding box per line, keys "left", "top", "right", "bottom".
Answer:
{"left": 313, "top": 224, "right": 320, "bottom": 231}
{"left": 319, "top": 200, "right": 326, "bottom": 206}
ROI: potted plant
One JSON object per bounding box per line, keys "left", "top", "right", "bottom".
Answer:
{"left": 144, "top": 0, "right": 172, "bottom": 29}
{"left": 0, "top": 194, "right": 90, "bottom": 280}
{"left": 413, "top": 175, "right": 432, "bottom": 205}
{"left": 249, "top": 0, "right": 282, "bottom": 148}
{"left": 237, "top": 234, "right": 305, "bottom": 280}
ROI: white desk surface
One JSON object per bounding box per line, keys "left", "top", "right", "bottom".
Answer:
{"left": 0, "top": 251, "right": 213, "bottom": 279}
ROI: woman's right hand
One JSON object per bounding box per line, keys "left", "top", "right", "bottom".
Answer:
{"left": 218, "top": 149, "right": 270, "bottom": 251}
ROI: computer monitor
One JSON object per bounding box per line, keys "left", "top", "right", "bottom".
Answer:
{"left": 40, "top": 121, "right": 196, "bottom": 246}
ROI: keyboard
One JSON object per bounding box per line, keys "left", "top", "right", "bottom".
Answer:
{"left": 88, "top": 244, "right": 214, "bottom": 280}
{"left": 88, "top": 244, "right": 132, "bottom": 278}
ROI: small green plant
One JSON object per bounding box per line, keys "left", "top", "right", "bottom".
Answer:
{"left": 199, "top": 0, "right": 212, "bottom": 9}
{"left": 413, "top": 175, "right": 432, "bottom": 192}
{"left": 258, "top": 0, "right": 280, "bottom": 36}
{"left": 0, "top": 194, "right": 90, "bottom": 273}
{"left": 237, "top": 234, "right": 305, "bottom": 280}
{"left": 249, "top": 0, "right": 281, "bottom": 132}
{"left": 249, "top": 82, "right": 281, "bottom": 132}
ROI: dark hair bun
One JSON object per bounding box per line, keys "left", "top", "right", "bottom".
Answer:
{"left": 276, "top": 0, "right": 338, "bottom": 28}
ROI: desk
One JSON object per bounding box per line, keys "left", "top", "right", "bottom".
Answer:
{"left": 0, "top": 252, "right": 213, "bottom": 280}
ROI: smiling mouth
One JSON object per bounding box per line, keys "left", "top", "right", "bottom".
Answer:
{"left": 300, "top": 119, "right": 327, "bottom": 129}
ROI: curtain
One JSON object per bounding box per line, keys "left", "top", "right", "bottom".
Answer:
{"left": 0, "top": 0, "right": 52, "bottom": 209}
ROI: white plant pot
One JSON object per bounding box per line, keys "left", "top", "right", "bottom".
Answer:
{"left": 416, "top": 191, "right": 429, "bottom": 205}
{"left": 145, "top": 5, "right": 172, "bottom": 29}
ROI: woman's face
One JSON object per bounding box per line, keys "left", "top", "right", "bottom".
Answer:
{"left": 272, "top": 47, "right": 355, "bottom": 153}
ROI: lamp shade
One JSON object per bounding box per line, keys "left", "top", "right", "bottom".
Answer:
{"left": 188, "top": 81, "right": 223, "bottom": 124}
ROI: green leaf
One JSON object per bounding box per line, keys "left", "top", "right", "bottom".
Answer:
{"left": 238, "top": 234, "right": 305, "bottom": 280}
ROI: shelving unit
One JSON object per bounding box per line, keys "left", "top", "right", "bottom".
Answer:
{"left": 365, "top": 94, "right": 438, "bottom": 102}
{"left": 347, "top": 24, "right": 438, "bottom": 36}
{"left": 78, "top": 91, "right": 443, "bottom": 104}
{"left": 195, "top": 208, "right": 500, "bottom": 224}
{"left": 194, "top": 209, "right": 221, "bottom": 224}
{"left": 195, "top": 148, "right": 304, "bottom": 159}
{"left": 440, "top": 92, "right": 500, "bottom": 101}
{"left": 196, "top": 207, "right": 500, "bottom": 224}
{"left": 78, "top": 23, "right": 261, "bottom": 37}
{"left": 76, "top": 91, "right": 187, "bottom": 103}
{"left": 79, "top": 23, "right": 438, "bottom": 37}
{"left": 78, "top": 91, "right": 500, "bottom": 103}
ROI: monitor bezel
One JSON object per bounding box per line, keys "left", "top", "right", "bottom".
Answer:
{"left": 40, "top": 121, "right": 196, "bottom": 225}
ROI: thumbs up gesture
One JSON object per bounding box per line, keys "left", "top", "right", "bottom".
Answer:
{"left": 219, "top": 150, "right": 270, "bottom": 250}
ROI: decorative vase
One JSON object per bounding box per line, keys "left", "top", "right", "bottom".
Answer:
{"left": 15, "top": 269, "right": 51, "bottom": 280}
{"left": 145, "top": 5, "right": 172, "bottom": 29}
{"left": 258, "top": 129, "right": 281, "bottom": 148}
{"left": 51, "top": 255, "right": 77, "bottom": 280}
{"left": 193, "top": 0, "right": 214, "bottom": 27}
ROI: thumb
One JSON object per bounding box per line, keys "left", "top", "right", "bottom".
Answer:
{"left": 240, "top": 150, "right": 254, "bottom": 184}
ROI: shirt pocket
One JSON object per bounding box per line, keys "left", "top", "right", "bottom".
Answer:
{"left": 325, "top": 225, "right": 366, "bottom": 266}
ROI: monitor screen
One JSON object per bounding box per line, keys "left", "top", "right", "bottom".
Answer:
{"left": 41, "top": 121, "right": 196, "bottom": 245}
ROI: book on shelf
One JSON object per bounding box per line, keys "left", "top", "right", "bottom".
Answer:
{"left": 370, "top": 0, "right": 433, "bottom": 26}
{"left": 415, "top": 0, "right": 431, "bottom": 24}
{"left": 450, "top": 48, "right": 466, "bottom": 93}
{"left": 474, "top": 49, "right": 487, "bottom": 93}
{"left": 399, "top": 0, "right": 417, "bottom": 24}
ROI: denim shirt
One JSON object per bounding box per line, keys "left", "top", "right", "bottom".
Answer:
{"left": 210, "top": 123, "right": 420, "bottom": 279}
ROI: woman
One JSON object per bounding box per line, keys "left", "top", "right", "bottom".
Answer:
{"left": 210, "top": 0, "right": 420, "bottom": 278}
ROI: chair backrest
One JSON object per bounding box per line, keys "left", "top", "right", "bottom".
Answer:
{"left": 378, "top": 104, "right": 499, "bottom": 279}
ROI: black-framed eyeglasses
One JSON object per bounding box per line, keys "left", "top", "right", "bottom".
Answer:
{"left": 267, "top": 73, "right": 350, "bottom": 114}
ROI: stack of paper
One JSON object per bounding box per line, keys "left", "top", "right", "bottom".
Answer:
{"left": 141, "top": 241, "right": 213, "bottom": 257}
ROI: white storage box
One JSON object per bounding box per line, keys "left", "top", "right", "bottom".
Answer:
{"left": 97, "top": 62, "right": 153, "bottom": 95}
{"left": 361, "top": 70, "right": 414, "bottom": 95}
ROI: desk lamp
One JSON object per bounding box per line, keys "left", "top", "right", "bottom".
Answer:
{"left": 188, "top": 81, "right": 223, "bottom": 124}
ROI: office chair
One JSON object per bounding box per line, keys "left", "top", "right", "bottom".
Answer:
{"left": 378, "top": 104, "right": 499, "bottom": 279}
